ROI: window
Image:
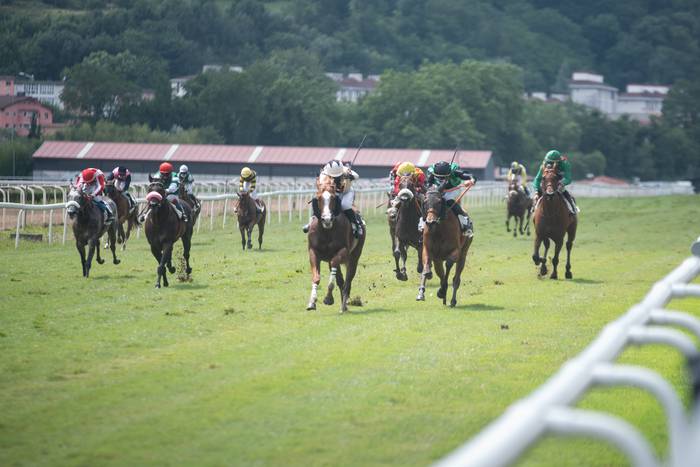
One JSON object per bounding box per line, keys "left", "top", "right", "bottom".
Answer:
{"left": 44, "top": 112, "right": 48, "bottom": 119}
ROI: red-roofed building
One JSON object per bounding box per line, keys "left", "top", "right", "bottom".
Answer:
{"left": 0, "top": 96, "right": 54, "bottom": 136}
{"left": 32, "top": 141, "right": 494, "bottom": 181}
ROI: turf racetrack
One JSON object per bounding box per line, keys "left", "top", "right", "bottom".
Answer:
{"left": 1, "top": 196, "right": 699, "bottom": 466}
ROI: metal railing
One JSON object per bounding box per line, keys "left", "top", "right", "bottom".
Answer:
{"left": 436, "top": 236, "right": 700, "bottom": 467}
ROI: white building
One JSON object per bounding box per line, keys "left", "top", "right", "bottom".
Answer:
{"left": 569, "top": 72, "right": 618, "bottom": 115}
{"left": 616, "top": 84, "right": 668, "bottom": 123}
{"left": 14, "top": 79, "right": 65, "bottom": 109}
{"left": 170, "top": 75, "right": 195, "bottom": 98}
{"left": 325, "top": 73, "right": 380, "bottom": 103}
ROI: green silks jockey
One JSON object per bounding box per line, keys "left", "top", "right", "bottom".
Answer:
{"left": 532, "top": 149, "right": 579, "bottom": 215}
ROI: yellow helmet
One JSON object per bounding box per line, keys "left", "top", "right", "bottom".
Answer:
{"left": 397, "top": 162, "right": 416, "bottom": 176}
{"left": 241, "top": 167, "right": 253, "bottom": 178}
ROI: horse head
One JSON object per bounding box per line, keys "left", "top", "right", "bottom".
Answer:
{"left": 146, "top": 183, "right": 167, "bottom": 212}
{"left": 316, "top": 180, "right": 339, "bottom": 230}
{"left": 396, "top": 174, "right": 416, "bottom": 204}
{"left": 65, "top": 185, "right": 90, "bottom": 219}
{"left": 542, "top": 164, "right": 562, "bottom": 199}
{"left": 508, "top": 180, "right": 520, "bottom": 198}
{"left": 424, "top": 187, "right": 444, "bottom": 229}
{"left": 237, "top": 191, "right": 254, "bottom": 219}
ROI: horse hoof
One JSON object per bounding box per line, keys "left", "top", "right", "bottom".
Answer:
{"left": 113, "top": 259, "right": 120, "bottom": 265}
{"left": 168, "top": 266, "right": 176, "bottom": 274}
{"left": 97, "top": 258, "right": 105, "bottom": 265}
{"left": 416, "top": 294, "right": 424, "bottom": 301}
{"left": 306, "top": 303, "right": 316, "bottom": 311}
{"left": 163, "top": 282, "right": 169, "bottom": 287}
{"left": 550, "top": 273, "right": 558, "bottom": 280}
{"left": 527, "top": 231, "right": 531, "bottom": 236}
{"left": 565, "top": 271, "right": 573, "bottom": 279}
{"left": 186, "top": 267, "right": 192, "bottom": 274}
{"left": 323, "top": 296, "right": 334, "bottom": 306}
{"left": 155, "top": 284, "right": 160, "bottom": 289}
{"left": 424, "top": 272, "right": 433, "bottom": 280}
{"left": 437, "top": 288, "right": 446, "bottom": 299}
{"left": 449, "top": 300, "right": 457, "bottom": 308}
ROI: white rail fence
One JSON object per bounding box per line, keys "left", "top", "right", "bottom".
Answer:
{"left": 436, "top": 237, "right": 700, "bottom": 467}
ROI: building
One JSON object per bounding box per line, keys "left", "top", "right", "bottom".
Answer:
{"left": 568, "top": 72, "right": 669, "bottom": 123}
{"left": 32, "top": 141, "right": 494, "bottom": 181}
{"left": 326, "top": 73, "right": 380, "bottom": 103}
{"left": 170, "top": 75, "right": 195, "bottom": 98}
{"left": 0, "top": 96, "right": 54, "bottom": 136}
{"left": 0, "top": 75, "right": 65, "bottom": 109}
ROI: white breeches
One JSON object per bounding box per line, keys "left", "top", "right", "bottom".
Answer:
{"left": 339, "top": 190, "right": 354, "bottom": 211}
{"left": 442, "top": 186, "right": 464, "bottom": 202}
{"left": 115, "top": 180, "right": 127, "bottom": 192}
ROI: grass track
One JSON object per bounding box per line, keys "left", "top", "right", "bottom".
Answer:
{"left": 1, "top": 196, "right": 699, "bottom": 466}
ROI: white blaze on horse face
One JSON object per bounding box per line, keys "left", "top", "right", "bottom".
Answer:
{"left": 321, "top": 190, "right": 333, "bottom": 222}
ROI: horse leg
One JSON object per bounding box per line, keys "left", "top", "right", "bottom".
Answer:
{"left": 506, "top": 214, "right": 510, "bottom": 232}
{"left": 161, "top": 243, "right": 173, "bottom": 287}
{"left": 341, "top": 261, "right": 358, "bottom": 314}
{"left": 532, "top": 237, "right": 543, "bottom": 266}
{"left": 540, "top": 238, "right": 550, "bottom": 277}
{"left": 399, "top": 242, "right": 409, "bottom": 280}
{"left": 417, "top": 243, "right": 431, "bottom": 301}
{"left": 435, "top": 260, "right": 448, "bottom": 304}
{"left": 257, "top": 219, "right": 265, "bottom": 250}
{"left": 85, "top": 238, "right": 98, "bottom": 278}
{"left": 151, "top": 243, "right": 163, "bottom": 288}
{"left": 306, "top": 249, "right": 321, "bottom": 310}
{"left": 565, "top": 224, "right": 576, "bottom": 279}
{"left": 392, "top": 234, "right": 403, "bottom": 280}
{"left": 95, "top": 236, "right": 105, "bottom": 265}
{"left": 76, "top": 240, "right": 87, "bottom": 277}
{"left": 109, "top": 224, "right": 120, "bottom": 265}
{"left": 182, "top": 233, "right": 193, "bottom": 275}
{"left": 323, "top": 263, "right": 337, "bottom": 306}
{"left": 246, "top": 226, "right": 253, "bottom": 250}
{"left": 525, "top": 209, "right": 532, "bottom": 236}
{"left": 417, "top": 244, "right": 423, "bottom": 274}
{"left": 450, "top": 255, "right": 467, "bottom": 308}
{"left": 518, "top": 215, "right": 524, "bottom": 235}
{"left": 550, "top": 239, "right": 563, "bottom": 280}
{"left": 239, "top": 225, "right": 246, "bottom": 250}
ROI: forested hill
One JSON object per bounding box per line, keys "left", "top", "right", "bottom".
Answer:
{"left": 2, "top": 0, "right": 699, "bottom": 89}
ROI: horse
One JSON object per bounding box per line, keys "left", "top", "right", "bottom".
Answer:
{"left": 388, "top": 174, "right": 423, "bottom": 281}
{"left": 178, "top": 181, "right": 201, "bottom": 227}
{"left": 306, "top": 178, "right": 365, "bottom": 313}
{"left": 103, "top": 179, "right": 139, "bottom": 250}
{"left": 143, "top": 181, "right": 194, "bottom": 288}
{"left": 506, "top": 180, "right": 533, "bottom": 237}
{"left": 236, "top": 191, "right": 266, "bottom": 250}
{"left": 417, "top": 185, "right": 473, "bottom": 307}
{"left": 65, "top": 185, "right": 120, "bottom": 278}
{"left": 532, "top": 164, "right": 577, "bottom": 279}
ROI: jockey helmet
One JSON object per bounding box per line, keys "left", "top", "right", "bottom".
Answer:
{"left": 241, "top": 167, "right": 253, "bottom": 179}
{"left": 81, "top": 168, "right": 97, "bottom": 183}
{"left": 510, "top": 161, "right": 519, "bottom": 170}
{"left": 397, "top": 162, "right": 416, "bottom": 176}
{"left": 159, "top": 162, "right": 173, "bottom": 174}
{"left": 116, "top": 166, "right": 128, "bottom": 179}
{"left": 179, "top": 164, "right": 189, "bottom": 174}
{"left": 322, "top": 160, "right": 345, "bottom": 178}
{"left": 545, "top": 150, "right": 561, "bottom": 162}
{"left": 433, "top": 161, "right": 452, "bottom": 178}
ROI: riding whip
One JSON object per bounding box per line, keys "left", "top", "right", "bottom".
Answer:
{"left": 347, "top": 134, "right": 368, "bottom": 167}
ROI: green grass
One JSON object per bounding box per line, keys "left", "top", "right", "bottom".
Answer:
{"left": 1, "top": 196, "right": 699, "bottom": 466}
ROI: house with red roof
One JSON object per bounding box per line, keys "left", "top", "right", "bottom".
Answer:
{"left": 0, "top": 96, "right": 54, "bottom": 136}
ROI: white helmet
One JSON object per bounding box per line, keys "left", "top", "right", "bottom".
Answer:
{"left": 179, "top": 164, "right": 189, "bottom": 173}
{"left": 322, "top": 160, "right": 344, "bottom": 178}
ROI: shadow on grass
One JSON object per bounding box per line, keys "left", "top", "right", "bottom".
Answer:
{"left": 344, "top": 307, "right": 397, "bottom": 315}
{"left": 570, "top": 278, "right": 604, "bottom": 285}
{"left": 453, "top": 303, "right": 505, "bottom": 312}
{"left": 92, "top": 274, "right": 137, "bottom": 280}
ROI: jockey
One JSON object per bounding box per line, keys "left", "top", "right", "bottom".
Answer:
{"left": 303, "top": 160, "right": 363, "bottom": 237}
{"left": 157, "top": 162, "right": 188, "bottom": 222}
{"left": 388, "top": 161, "right": 402, "bottom": 194}
{"left": 387, "top": 161, "right": 426, "bottom": 216}
{"left": 76, "top": 167, "right": 114, "bottom": 224}
{"left": 239, "top": 166, "right": 264, "bottom": 213}
{"left": 425, "top": 161, "right": 476, "bottom": 237}
{"left": 532, "top": 149, "right": 579, "bottom": 214}
{"left": 106, "top": 166, "right": 136, "bottom": 211}
{"left": 178, "top": 164, "right": 200, "bottom": 210}
{"left": 507, "top": 161, "right": 530, "bottom": 196}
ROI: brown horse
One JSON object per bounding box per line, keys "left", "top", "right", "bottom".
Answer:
{"left": 506, "top": 180, "right": 532, "bottom": 237}
{"left": 65, "top": 186, "right": 120, "bottom": 277}
{"left": 417, "top": 186, "right": 473, "bottom": 307}
{"left": 144, "top": 181, "right": 194, "bottom": 288}
{"left": 306, "top": 179, "right": 365, "bottom": 313}
{"left": 532, "top": 165, "right": 577, "bottom": 279}
{"left": 236, "top": 192, "right": 266, "bottom": 250}
{"left": 388, "top": 174, "right": 423, "bottom": 281}
{"left": 178, "top": 182, "right": 201, "bottom": 227}
{"left": 104, "top": 180, "right": 139, "bottom": 250}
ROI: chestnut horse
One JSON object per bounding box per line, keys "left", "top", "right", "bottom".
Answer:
{"left": 236, "top": 192, "right": 266, "bottom": 250}
{"left": 104, "top": 180, "right": 139, "bottom": 250}
{"left": 532, "top": 165, "right": 577, "bottom": 279}
{"left": 66, "top": 185, "right": 120, "bottom": 277}
{"left": 506, "top": 180, "right": 532, "bottom": 237}
{"left": 306, "top": 178, "right": 365, "bottom": 313}
{"left": 144, "top": 182, "right": 193, "bottom": 288}
{"left": 417, "top": 186, "right": 473, "bottom": 307}
{"left": 388, "top": 174, "right": 423, "bottom": 281}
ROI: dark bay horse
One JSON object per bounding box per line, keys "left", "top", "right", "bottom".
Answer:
{"left": 236, "top": 192, "right": 266, "bottom": 250}
{"left": 104, "top": 180, "right": 138, "bottom": 250}
{"left": 388, "top": 174, "right": 423, "bottom": 281}
{"left": 532, "top": 165, "right": 577, "bottom": 279}
{"left": 506, "top": 180, "right": 532, "bottom": 237}
{"left": 306, "top": 178, "right": 365, "bottom": 313}
{"left": 66, "top": 186, "right": 120, "bottom": 277}
{"left": 417, "top": 186, "right": 473, "bottom": 307}
{"left": 144, "top": 182, "right": 193, "bottom": 288}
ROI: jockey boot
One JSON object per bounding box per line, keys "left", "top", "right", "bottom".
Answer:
{"left": 418, "top": 217, "right": 425, "bottom": 232}
{"left": 344, "top": 209, "right": 363, "bottom": 238}
{"left": 448, "top": 201, "right": 474, "bottom": 237}
{"left": 563, "top": 191, "right": 579, "bottom": 215}
{"left": 172, "top": 200, "right": 188, "bottom": 222}
{"left": 255, "top": 199, "right": 265, "bottom": 214}
{"left": 125, "top": 192, "right": 136, "bottom": 212}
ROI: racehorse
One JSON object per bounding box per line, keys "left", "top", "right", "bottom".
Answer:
{"left": 236, "top": 191, "right": 266, "bottom": 250}
{"left": 178, "top": 182, "right": 201, "bottom": 227}
{"left": 417, "top": 185, "right": 473, "bottom": 307}
{"left": 144, "top": 181, "right": 194, "bottom": 288}
{"left": 506, "top": 180, "right": 532, "bottom": 237}
{"left": 65, "top": 185, "right": 120, "bottom": 277}
{"left": 532, "top": 164, "right": 577, "bottom": 279}
{"left": 388, "top": 174, "right": 423, "bottom": 281}
{"left": 104, "top": 179, "right": 139, "bottom": 250}
{"left": 306, "top": 177, "right": 365, "bottom": 313}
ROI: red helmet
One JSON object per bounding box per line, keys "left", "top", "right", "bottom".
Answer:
{"left": 159, "top": 162, "right": 173, "bottom": 174}
{"left": 81, "top": 168, "right": 97, "bottom": 183}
